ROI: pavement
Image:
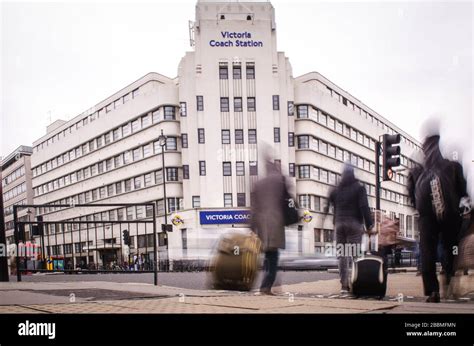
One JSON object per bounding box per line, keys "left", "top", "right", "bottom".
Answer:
{"left": 0, "top": 272, "right": 473, "bottom": 314}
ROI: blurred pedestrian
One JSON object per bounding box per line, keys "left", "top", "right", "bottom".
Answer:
{"left": 409, "top": 124, "right": 468, "bottom": 302}
{"left": 251, "top": 159, "right": 291, "bottom": 295}
{"left": 324, "top": 163, "right": 373, "bottom": 293}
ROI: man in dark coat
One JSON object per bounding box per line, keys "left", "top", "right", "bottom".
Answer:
{"left": 325, "top": 164, "right": 373, "bottom": 293}
{"left": 408, "top": 134, "right": 467, "bottom": 302}
{"left": 251, "top": 160, "right": 288, "bottom": 295}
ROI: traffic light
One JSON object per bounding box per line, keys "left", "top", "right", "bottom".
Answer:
{"left": 382, "top": 133, "right": 401, "bottom": 181}
{"left": 122, "top": 230, "right": 131, "bottom": 246}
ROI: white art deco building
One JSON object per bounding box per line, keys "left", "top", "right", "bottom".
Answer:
{"left": 29, "top": 1, "right": 422, "bottom": 267}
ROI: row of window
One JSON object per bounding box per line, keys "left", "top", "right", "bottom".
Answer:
{"left": 2, "top": 166, "right": 26, "bottom": 188}
{"left": 3, "top": 182, "right": 26, "bottom": 202}
{"left": 297, "top": 165, "right": 411, "bottom": 206}
{"left": 33, "top": 137, "right": 178, "bottom": 197}
{"left": 37, "top": 167, "right": 182, "bottom": 217}
{"left": 219, "top": 97, "right": 256, "bottom": 112}
{"left": 296, "top": 104, "right": 418, "bottom": 170}
{"left": 218, "top": 62, "right": 255, "bottom": 80}
{"left": 297, "top": 134, "right": 408, "bottom": 185}
{"left": 40, "top": 198, "right": 183, "bottom": 235}
{"left": 34, "top": 88, "right": 140, "bottom": 154}
{"left": 218, "top": 129, "right": 258, "bottom": 145}
{"left": 32, "top": 105, "right": 177, "bottom": 178}
{"left": 3, "top": 199, "right": 27, "bottom": 217}
{"left": 325, "top": 86, "right": 421, "bottom": 152}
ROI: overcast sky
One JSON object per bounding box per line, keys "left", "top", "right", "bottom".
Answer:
{"left": 1, "top": 0, "right": 472, "bottom": 187}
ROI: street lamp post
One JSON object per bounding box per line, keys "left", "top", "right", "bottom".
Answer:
{"left": 158, "top": 129, "right": 169, "bottom": 272}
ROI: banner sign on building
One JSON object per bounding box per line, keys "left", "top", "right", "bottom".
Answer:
{"left": 199, "top": 210, "right": 251, "bottom": 224}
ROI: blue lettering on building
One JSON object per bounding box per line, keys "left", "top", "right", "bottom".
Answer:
{"left": 199, "top": 210, "right": 252, "bottom": 224}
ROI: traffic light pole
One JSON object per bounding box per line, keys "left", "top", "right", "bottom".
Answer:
{"left": 375, "top": 141, "right": 381, "bottom": 211}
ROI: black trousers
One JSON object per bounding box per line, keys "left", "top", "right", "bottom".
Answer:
{"left": 419, "top": 215, "right": 461, "bottom": 296}
{"left": 260, "top": 250, "right": 279, "bottom": 291}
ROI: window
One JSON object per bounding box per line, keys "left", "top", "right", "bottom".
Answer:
{"left": 104, "top": 132, "right": 111, "bottom": 145}
{"left": 224, "top": 193, "right": 233, "bottom": 207}
{"left": 166, "top": 168, "right": 178, "bottom": 181}
{"left": 298, "top": 135, "right": 309, "bottom": 149}
{"left": 247, "top": 97, "right": 256, "bottom": 112}
{"left": 198, "top": 128, "right": 205, "bottom": 143}
{"left": 273, "top": 127, "right": 280, "bottom": 143}
{"left": 246, "top": 63, "right": 255, "bottom": 79}
{"left": 105, "top": 158, "right": 113, "bottom": 171}
{"left": 115, "top": 182, "right": 122, "bottom": 194}
{"left": 134, "top": 176, "right": 142, "bottom": 189}
{"left": 336, "top": 148, "right": 343, "bottom": 161}
{"left": 221, "top": 130, "right": 231, "bottom": 144}
{"left": 249, "top": 161, "right": 258, "bottom": 176}
{"left": 142, "top": 114, "right": 151, "bottom": 127}
{"left": 127, "top": 207, "right": 134, "bottom": 220}
{"left": 248, "top": 129, "right": 257, "bottom": 144}
{"left": 132, "top": 119, "right": 141, "bottom": 133}
{"left": 236, "top": 161, "right": 245, "bottom": 176}
{"left": 92, "top": 189, "right": 98, "bottom": 201}
{"left": 196, "top": 96, "right": 204, "bottom": 111}
{"left": 237, "top": 193, "right": 246, "bottom": 207}
{"left": 320, "top": 169, "right": 328, "bottom": 183}
{"left": 320, "top": 141, "right": 328, "bottom": 155}
{"left": 328, "top": 144, "right": 335, "bottom": 158}
{"left": 199, "top": 161, "right": 206, "bottom": 176}
{"left": 146, "top": 205, "right": 153, "bottom": 218}
{"left": 125, "top": 179, "right": 132, "bottom": 192}
{"left": 299, "top": 195, "right": 310, "bottom": 209}
{"left": 318, "top": 112, "right": 327, "bottom": 126}
{"left": 164, "top": 106, "right": 175, "bottom": 120}
{"left": 107, "top": 184, "right": 114, "bottom": 196}
{"left": 235, "top": 129, "right": 244, "bottom": 144}
{"left": 288, "top": 132, "right": 295, "bottom": 147}
{"left": 132, "top": 148, "right": 141, "bottom": 161}
{"left": 166, "top": 137, "right": 177, "bottom": 151}
{"left": 113, "top": 128, "right": 122, "bottom": 141}
{"left": 114, "top": 154, "right": 123, "bottom": 168}
{"left": 223, "top": 162, "right": 232, "bottom": 176}
{"left": 155, "top": 170, "right": 163, "bottom": 184}
{"left": 181, "top": 134, "right": 188, "bottom": 148}
{"left": 272, "top": 95, "right": 280, "bottom": 110}
{"left": 233, "top": 65, "right": 241, "bottom": 79}
{"left": 132, "top": 88, "right": 139, "bottom": 98}
{"left": 183, "top": 165, "right": 189, "bottom": 179}
{"left": 152, "top": 109, "right": 161, "bottom": 123}
{"left": 143, "top": 143, "right": 152, "bottom": 157}
{"left": 180, "top": 102, "right": 187, "bottom": 117}
{"left": 234, "top": 97, "right": 242, "bottom": 112}
{"left": 289, "top": 163, "right": 295, "bottom": 177}
{"left": 192, "top": 196, "right": 201, "bottom": 208}
{"left": 219, "top": 65, "right": 228, "bottom": 79}
{"left": 298, "top": 165, "right": 310, "bottom": 178}
{"left": 297, "top": 105, "right": 308, "bottom": 118}
{"left": 99, "top": 187, "right": 106, "bottom": 198}
{"left": 220, "top": 97, "right": 229, "bottom": 112}
{"left": 122, "top": 123, "right": 131, "bottom": 137}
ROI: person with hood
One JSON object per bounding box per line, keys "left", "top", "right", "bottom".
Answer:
{"left": 409, "top": 126, "right": 467, "bottom": 302}
{"left": 324, "top": 163, "right": 373, "bottom": 293}
{"left": 250, "top": 159, "right": 289, "bottom": 295}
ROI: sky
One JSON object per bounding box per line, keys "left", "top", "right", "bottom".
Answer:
{"left": 1, "top": 0, "right": 473, "bottom": 190}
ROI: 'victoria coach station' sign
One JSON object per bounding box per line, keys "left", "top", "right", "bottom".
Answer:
{"left": 200, "top": 210, "right": 251, "bottom": 224}
{"left": 209, "top": 31, "right": 263, "bottom": 47}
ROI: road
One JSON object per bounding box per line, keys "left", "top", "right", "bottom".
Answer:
{"left": 14, "top": 271, "right": 339, "bottom": 290}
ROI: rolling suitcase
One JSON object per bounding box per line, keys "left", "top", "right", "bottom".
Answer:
{"left": 211, "top": 230, "right": 261, "bottom": 291}
{"left": 351, "top": 229, "right": 387, "bottom": 299}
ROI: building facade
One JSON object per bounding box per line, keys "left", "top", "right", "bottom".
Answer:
{"left": 29, "top": 1, "right": 421, "bottom": 268}
{"left": 2, "top": 146, "right": 35, "bottom": 246}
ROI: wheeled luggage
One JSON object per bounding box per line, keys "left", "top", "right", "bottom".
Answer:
{"left": 351, "top": 221, "right": 387, "bottom": 299}
{"left": 211, "top": 230, "right": 261, "bottom": 291}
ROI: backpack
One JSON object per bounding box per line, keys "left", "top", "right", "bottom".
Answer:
{"left": 415, "top": 161, "right": 457, "bottom": 221}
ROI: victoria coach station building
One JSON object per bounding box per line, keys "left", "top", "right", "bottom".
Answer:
{"left": 27, "top": 1, "right": 422, "bottom": 268}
